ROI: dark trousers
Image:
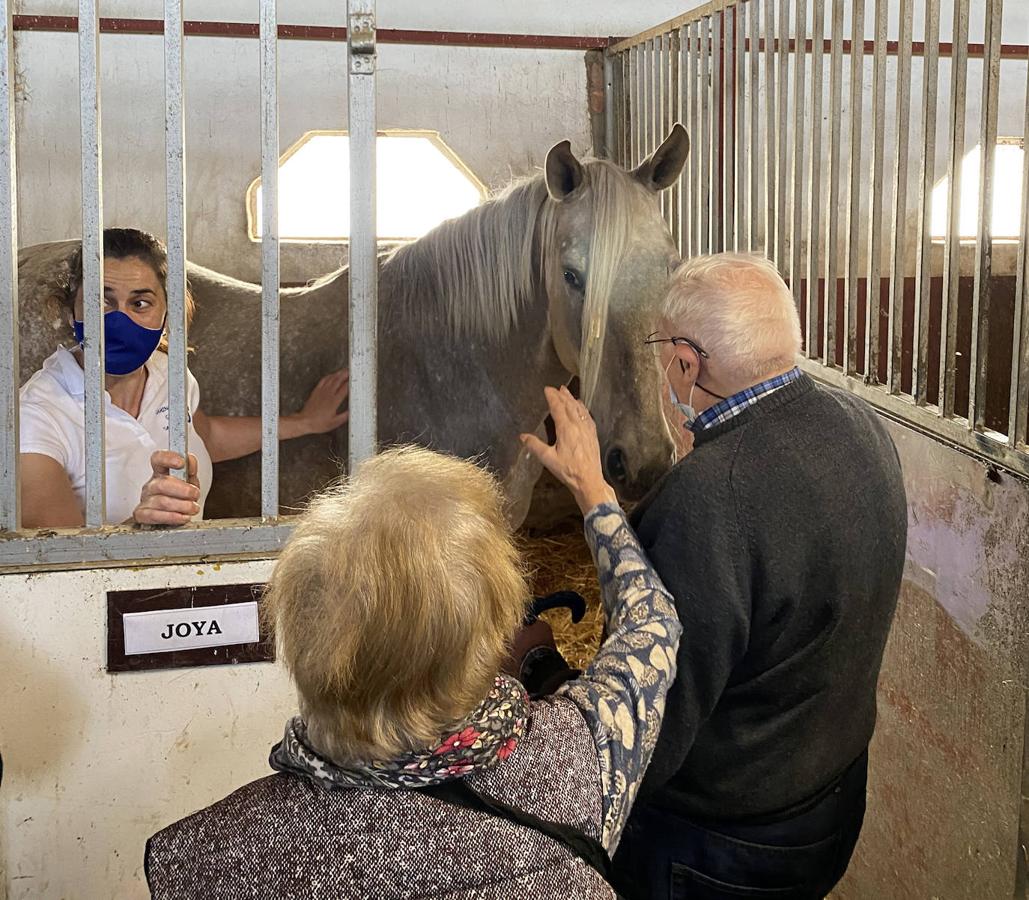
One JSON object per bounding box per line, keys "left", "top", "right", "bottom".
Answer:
{"left": 613, "top": 750, "right": 867, "bottom": 900}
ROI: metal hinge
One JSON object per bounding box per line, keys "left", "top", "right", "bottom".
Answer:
{"left": 349, "top": 13, "right": 376, "bottom": 74}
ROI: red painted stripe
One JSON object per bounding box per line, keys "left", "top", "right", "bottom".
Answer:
{"left": 11, "top": 15, "right": 617, "bottom": 51}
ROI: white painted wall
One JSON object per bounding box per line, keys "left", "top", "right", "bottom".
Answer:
{"left": 12, "top": 0, "right": 691, "bottom": 282}
{"left": 0, "top": 559, "right": 289, "bottom": 899}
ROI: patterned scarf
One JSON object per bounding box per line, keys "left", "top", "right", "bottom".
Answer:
{"left": 269, "top": 674, "right": 530, "bottom": 790}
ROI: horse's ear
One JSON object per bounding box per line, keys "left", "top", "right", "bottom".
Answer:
{"left": 633, "top": 123, "right": 690, "bottom": 192}
{"left": 545, "top": 140, "right": 585, "bottom": 201}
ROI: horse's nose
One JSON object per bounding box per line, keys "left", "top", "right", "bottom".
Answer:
{"left": 604, "top": 446, "right": 629, "bottom": 487}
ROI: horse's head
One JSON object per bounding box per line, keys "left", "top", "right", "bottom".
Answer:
{"left": 541, "top": 125, "right": 690, "bottom": 501}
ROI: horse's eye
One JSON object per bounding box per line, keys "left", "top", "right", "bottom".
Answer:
{"left": 563, "top": 269, "right": 584, "bottom": 291}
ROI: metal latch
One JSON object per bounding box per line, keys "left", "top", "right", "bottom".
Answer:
{"left": 349, "top": 13, "right": 376, "bottom": 73}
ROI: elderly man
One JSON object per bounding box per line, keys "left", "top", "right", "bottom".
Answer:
{"left": 611, "top": 253, "right": 908, "bottom": 899}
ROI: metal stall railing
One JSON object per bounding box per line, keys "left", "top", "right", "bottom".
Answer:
{"left": 608, "top": 0, "right": 1029, "bottom": 481}
{"left": 0, "top": 0, "right": 378, "bottom": 569}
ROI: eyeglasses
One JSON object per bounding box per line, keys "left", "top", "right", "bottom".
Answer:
{"left": 643, "top": 331, "right": 709, "bottom": 359}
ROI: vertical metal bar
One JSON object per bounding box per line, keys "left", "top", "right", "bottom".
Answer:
{"left": 968, "top": 0, "right": 1002, "bottom": 431}
{"left": 775, "top": 0, "right": 789, "bottom": 271}
{"left": 711, "top": 12, "right": 723, "bottom": 253}
{"left": 824, "top": 0, "right": 845, "bottom": 366}
{"left": 654, "top": 35, "right": 665, "bottom": 219}
{"left": 347, "top": 0, "right": 378, "bottom": 468}
{"left": 844, "top": 0, "right": 866, "bottom": 376}
{"left": 164, "top": 0, "right": 189, "bottom": 481}
{"left": 1010, "top": 50, "right": 1029, "bottom": 446}
{"left": 259, "top": 0, "right": 279, "bottom": 519}
{"left": 734, "top": 3, "right": 745, "bottom": 251}
{"left": 940, "top": 0, "right": 969, "bottom": 418}
{"left": 763, "top": 0, "right": 776, "bottom": 258}
{"left": 791, "top": 0, "right": 808, "bottom": 322}
{"left": 864, "top": 0, "right": 889, "bottom": 383}
{"left": 80, "top": 0, "right": 106, "bottom": 527}
{"left": 604, "top": 53, "right": 616, "bottom": 161}
{"left": 669, "top": 31, "right": 681, "bottom": 249}
{"left": 749, "top": 0, "right": 760, "bottom": 251}
{"left": 806, "top": 0, "right": 826, "bottom": 359}
{"left": 913, "top": 0, "right": 940, "bottom": 405}
{"left": 0, "top": 0, "right": 18, "bottom": 531}
{"left": 690, "top": 22, "right": 701, "bottom": 256}
{"left": 723, "top": 9, "right": 735, "bottom": 252}
{"left": 636, "top": 44, "right": 645, "bottom": 166}
{"left": 887, "top": 0, "right": 914, "bottom": 394}
{"left": 642, "top": 38, "right": 650, "bottom": 160}
{"left": 679, "top": 26, "right": 689, "bottom": 256}
{"left": 700, "top": 17, "right": 711, "bottom": 254}
{"left": 621, "top": 51, "right": 630, "bottom": 166}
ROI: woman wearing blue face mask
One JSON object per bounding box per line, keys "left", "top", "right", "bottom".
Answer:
{"left": 18, "top": 228, "right": 349, "bottom": 528}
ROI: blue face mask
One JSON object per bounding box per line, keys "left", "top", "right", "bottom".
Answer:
{"left": 73, "top": 310, "right": 164, "bottom": 376}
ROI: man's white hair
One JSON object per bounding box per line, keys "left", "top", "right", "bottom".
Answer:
{"left": 662, "top": 253, "right": 802, "bottom": 382}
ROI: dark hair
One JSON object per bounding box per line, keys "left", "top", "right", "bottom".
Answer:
{"left": 64, "top": 227, "right": 195, "bottom": 334}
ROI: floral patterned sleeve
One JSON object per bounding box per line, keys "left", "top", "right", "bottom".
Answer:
{"left": 556, "top": 502, "right": 682, "bottom": 852}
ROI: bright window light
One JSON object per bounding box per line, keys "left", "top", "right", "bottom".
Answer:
{"left": 248, "top": 131, "right": 487, "bottom": 242}
{"left": 930, "top": 141, "right": 1024, "bottom": 241}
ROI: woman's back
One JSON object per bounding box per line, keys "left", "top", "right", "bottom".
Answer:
{"left": 146, "top": 695, "right": 613, "bottom": 900}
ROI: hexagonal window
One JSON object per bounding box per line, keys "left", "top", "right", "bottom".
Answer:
{"left": 247, "top": 130, "right": 487, "bottom": 243}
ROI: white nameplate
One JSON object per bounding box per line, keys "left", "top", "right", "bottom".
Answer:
{"left": 122, "top": 601, "right": 260, "bottom": 656}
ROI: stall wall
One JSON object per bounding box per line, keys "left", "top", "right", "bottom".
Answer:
{"left": 11, "top": 0, "right": 689, "bottom": 283}
{"left": 0, "top": 559, "right": 287, "bottom": 899}
{"left": 838, "top": 422, "right": 1029, "bottom": 899}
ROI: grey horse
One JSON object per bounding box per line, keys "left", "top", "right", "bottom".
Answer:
{"left": 16, "top": 126, "right": 689, "bottom": 527}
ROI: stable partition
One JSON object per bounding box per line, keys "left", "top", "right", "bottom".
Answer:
{"left": 0, "top": 0, "right": 379, "bottom": 566}
{"left": 607, "top": 0, "right": 1029, "bottom": 482}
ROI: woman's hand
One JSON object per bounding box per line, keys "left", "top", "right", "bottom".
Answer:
{"left": 132, "top": 451, "right": 201, "bottom": 526}
{"left": 519, "top": 385, "right": 617, "bottom": 515}
{"left": 290, "top": 370, "right": 350, "bottom": 437}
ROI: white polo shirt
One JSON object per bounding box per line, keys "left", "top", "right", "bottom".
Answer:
{"left": 19, "top": 347, "right": 213, "bottom": 525}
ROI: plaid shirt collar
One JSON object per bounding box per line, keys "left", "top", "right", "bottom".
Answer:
{"left": 692, "top": 366, "right": 802, "bottom": 432}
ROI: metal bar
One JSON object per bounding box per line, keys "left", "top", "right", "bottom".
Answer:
{"left": 940, "top": 0, "right": 969, "bottom": 418}
{"left": 644, "top": 39, "right": 654, "bottom": 160}
{"left": 79, "top": 0, "right": 106, "bottom": 527}
{"left": 805, "top": 0, "right": 825, "bottom": 359}
{"left": 791, "top": 0, "right": 808, "bottom": 324}
{"left": 678, "top": 27, "right": 689, "bottom": 256}
{"left": 1010, "top": 49, "right": 1029, "bottom": 447}
{"left": 669, "top": 31, "right": 681, "bottom": 248}
{"left": 720, "top": 8, "right": 734, "bottom": 252}
{"left": 796, "top": 357, "right": 1029, "bottom": 480}
{"left": 913, "top": 0, "right": 940, "bottom": 405}
{"left": 887, "top": 0, "right": 914, "bottom": 394}
{"left": 748, "top": 0, "right": 760, "bottom": 251}
{"left": 700, "top": 17, "right": 711, "bottom": 254}
{"left": 347, "top": 0, "right": 378, "bottom": 468}
{"left": 165, "top": 0, "right": 189, "bottom": 481}
{"left": 654, "top": 35, "right": 664, "bottom": 216}
{"left": 733, "top": 3, "right": 745, "bottom": 251}
{"left": 604, "top": 53, "right": 616, "bottom": 161}
{"left": 864, "top": 0, "right": 888, "bottom": 383}
{"left": 843, "top": 0, "right": 866, "bottom": 376}
{"left": 0, "top": 0, "right": 17, "bottom": 531}
{"left": 763, "top": 0, "right": 776, "bottom": 258}
{"left": 968, "top": 0, "right": 1002, "bottom": 431}
{"left": 823, "top": 0, "right": 845, "bottom": 366}
{"left": 259, "top": 0, "right": 280, "bottom": 519}
{"left": 636, "top": 44, "right": 645, "bottom": 166}
{"left": 632, "top": 45, "right": 641, "bottom": 166}
{"left": 0, "top": 519, "right": 295, "bottom": 571}
{"left": 712, "top": 12, "right": 723, "bottom": 253}
{"left": 690, "top": 22, "right": 701, "bottom": 256}
{"left": 622, "top": 51, "right": 631, "bottom": 166}
{"left": 775, "top": 0, "right": 788, "bottom": 271}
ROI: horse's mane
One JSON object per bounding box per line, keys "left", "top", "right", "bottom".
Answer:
{"left": 382, "top": 159, "right": 637, "bottom": 404}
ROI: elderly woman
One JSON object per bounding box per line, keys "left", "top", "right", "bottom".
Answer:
{"left": 18, "top": 227, "right": 349, "bottom": 527}
{"left": 145, "top": 385, "right": 681, "bottom": 899}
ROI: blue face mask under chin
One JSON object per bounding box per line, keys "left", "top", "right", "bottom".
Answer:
{"left": 73, "top": 310, "right": 164, "bottom": 376}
